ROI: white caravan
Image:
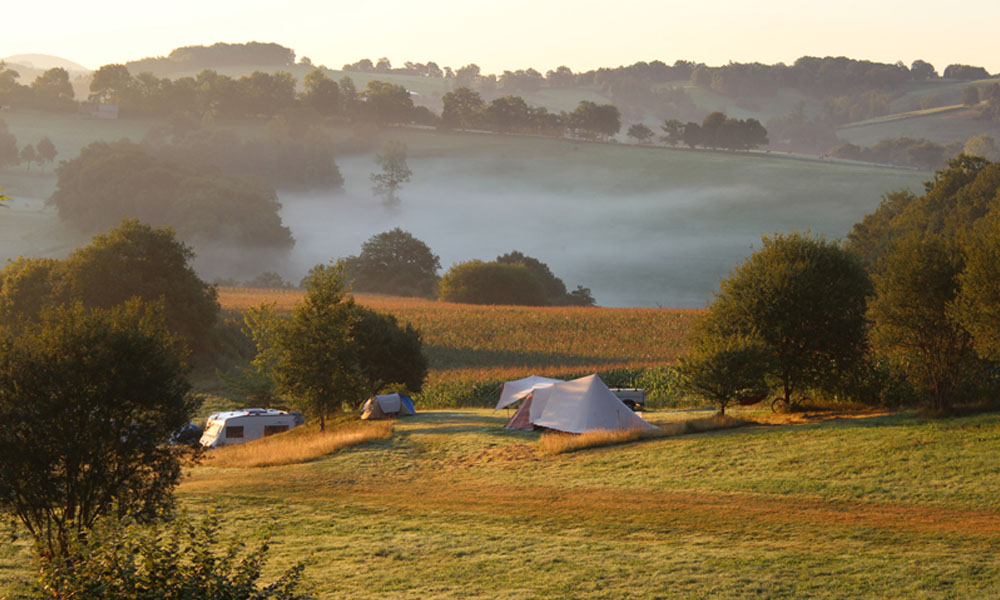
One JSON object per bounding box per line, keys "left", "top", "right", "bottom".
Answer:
{"left": 199, "top": 408, "right": 304, "bottom": 448}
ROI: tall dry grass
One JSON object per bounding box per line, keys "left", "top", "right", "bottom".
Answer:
{"left": 205, "top": 420, "right": 393, "bottom": 468}
{"left": 540, "top": 415, "right": 749, "bottom": 455}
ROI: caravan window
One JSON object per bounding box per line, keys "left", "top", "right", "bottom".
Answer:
{"left": 264, "top": 425, "right": 289, "bottom": 437}
{"left": 226, "top": 426, "right": 244, "bottom": 439}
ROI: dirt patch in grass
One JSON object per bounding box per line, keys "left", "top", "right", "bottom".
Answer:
{"left": 329, "top": 478, "right": 1000, "bottom": 540}
{"left": 442, "top": 443, "right": 541, "bottom": 469}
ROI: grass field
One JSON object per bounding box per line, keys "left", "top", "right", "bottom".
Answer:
{"left": 5, "top": 408, "right": 998, "bottom": 598}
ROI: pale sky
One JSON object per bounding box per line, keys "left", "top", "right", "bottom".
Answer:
{"left": 3, "top": 0, "right": 998, "bottom": 75}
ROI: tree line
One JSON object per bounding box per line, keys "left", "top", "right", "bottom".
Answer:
{"left": 0, "top": 119, "right": 57, "bottom": 170}
{"left": 339, "top": 228, "right": 596, "bottom": 307}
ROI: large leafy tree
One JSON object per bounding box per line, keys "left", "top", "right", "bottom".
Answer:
{"left": 869, "top": 234, "right": 983, "bottom": 413}
{"left": 0, "top": 300, "right": 195, "bottom": 558}
{"left": 494, "top": 250, "right": 594, "bottom": 306}
{"left": 300, "top": 68, "right": 341, "bottom": 115}
{"left": 31, "top": 67, "right": 75, "bottom": 111}
{"left": 352, "top": 306, "right": 428, "bottom": 396}
{"left": 248, "top": 264, "right": 363, "bottom": 431}
{"left": 441, "top": 87, "right": 485, "bottom": 130}
{"left": 438, "top": 260, "right": 548, "bottom": 306}
{"left": 342, "top": 228, "right": 440, "bottom": 298}
{"left": 56, "top": 219, "right": 220, "bottom": 353}
{"left": 701, "top": 232, "right": 872, "bottom": 407}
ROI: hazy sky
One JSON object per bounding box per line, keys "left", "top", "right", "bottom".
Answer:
{"left": 3, "top": 0, "right": 998, "bottom": 74}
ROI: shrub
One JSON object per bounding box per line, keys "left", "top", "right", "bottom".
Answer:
{"left": 26, "top": 514, "right": 312, "bottom": 600}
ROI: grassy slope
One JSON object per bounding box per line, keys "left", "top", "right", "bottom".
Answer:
{"left": 838, "top": 105, "right": 1000, "bottom": 147}
{"left": 5, "top": 409, "right": 998, "bottom": 598}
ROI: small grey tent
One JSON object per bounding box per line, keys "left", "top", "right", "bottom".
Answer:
{"left": 361, "top": 393, "right": 416, "bottom": 420}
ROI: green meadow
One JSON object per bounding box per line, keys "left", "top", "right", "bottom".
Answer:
{"left": 5, "top": 408, "right": 999, "bottom": 598}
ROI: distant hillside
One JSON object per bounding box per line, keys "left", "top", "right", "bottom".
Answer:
{"left": 2, "top": 54, "right": 89, "bottom": 73}
{"left": 124, "top": 41, "right": 295, "bottom": 76}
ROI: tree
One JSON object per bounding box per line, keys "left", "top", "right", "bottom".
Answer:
{"left": 962, "top": 85, "right": 981, "bottom": 106}
{"left": 36, "top": 135, "right": 57, "bottom": 169}
{"left": 955, "top": 212, "right": 1000, "bottom": 362}
{"left": 485, "top": 95, "right": 531, "bottom": 133}
{"left": 20, "top": 143, "right": 37, "bottom": 171}
{"left": 661, "top": 119, "right": 684, "bottom": 147}
{"left": 370, "top": 140, "right": 412, "bottom": 207}
{"left": 0, "top": 118, "right": 19, "bottom": 168}
{"left": 360, "top": 80, "right": 414, "bottom": 125}
{"left": 0, "top": 257, "right": 59, "bottom": 323}
{"left": 0, "top": 300, "right": 195, "bottom": 558}
{"left": 57, "top": 219, "right": 221, "bottom": 354}
{"left": 441, "top": 86, "right": 485, "bottom": 130}
{"left": 245, "top": 271, "right": 295, "bottom": 289}
{"left": 494, "top": 250, "right": 594, "bottom": 306}
{"left": 351, "top": 306, "right": 428, "bottom": 396}
{"left": 869, "top": 234, "right": 982, "bottom": 413}
{"left": 249, "top": 264, "right": 363, "bottom": 431}
{"left": 31, "top": 67, "right": 75, "bottom": 111}
{"left": 438, "top": 260, "right": 548, "bottom": 305}
{"left": 88, "top": 64, "right": 135, "bottom": 104}
{"left": 910, "top": 59, "right": 938, "bottom": 81}
{"left": 342, "top": 228, "right": 440, "bottom": 297}
{"left": 627, "top": 123, "right": 654, "bottom": 144}
{"left": 678, "top": 334, "right": 772, "bottom": 415}
{"left": 682, "top": 122, "right": 702, "bottom": 148}
{"left": 701, "top": 233, "right": 872, "bottom": 407}
{"left": 964, "top": 133, "right": 1000, "bottom": 161}
{"left": 570, "top": 101, "right": 621, "bottom": 139}
{"left": 300, "top": 68, "right": 341, "bottom": 115}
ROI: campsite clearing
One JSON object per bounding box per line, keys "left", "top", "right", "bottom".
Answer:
{"left": 4, "top": 408, "right": 996, "bottom": 598}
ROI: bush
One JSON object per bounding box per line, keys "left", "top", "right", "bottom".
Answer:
{"left": 26, "top": 514, "right": 311, "bottom": 600}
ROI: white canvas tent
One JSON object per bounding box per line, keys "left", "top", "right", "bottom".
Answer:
{"left": 505, "top": 374, "right": 657, "bottom": 434}
{"left": 494, "top": 376, "right": 563, "bottom": 411}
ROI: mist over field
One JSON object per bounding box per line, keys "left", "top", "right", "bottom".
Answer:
{"left": 269, "top": 146, "right": 924, "bottom": 308}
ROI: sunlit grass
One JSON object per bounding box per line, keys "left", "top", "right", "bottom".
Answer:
{"left": 203, "top": 418, "right": 393, "bottom": 468}
{"left": 539, "top": 415, "right": 750, "bottom": 455}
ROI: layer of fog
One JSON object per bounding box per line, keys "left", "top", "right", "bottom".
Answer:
{"left": 211, "top": 153, "right": 919, "bottom": 309}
